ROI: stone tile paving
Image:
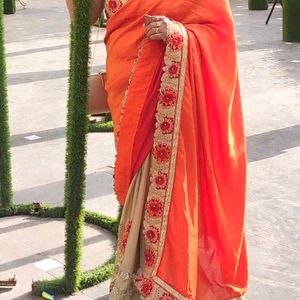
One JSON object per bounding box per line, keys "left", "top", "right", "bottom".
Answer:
{"left": 1, "top": 0, "right": 299, "bottom": 299}
{"left": 0, "top": 216, "right": 114, "bottom": 299}
{"left": 233, "top": 1, "right": 300, "bottom": 299}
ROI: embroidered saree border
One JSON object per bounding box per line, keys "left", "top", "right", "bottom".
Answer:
{"left": 105, "top": 0, "right": 129, "bottom": 18}
{"left": 152, "top": 23, "right": 188, "bottom": 276}
{"left": 133, "top": 22, "right": 189, "bottom": 300}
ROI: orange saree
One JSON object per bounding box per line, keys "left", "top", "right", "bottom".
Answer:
{"left": 104, "top": 0, "right": 248, "bottom": 299}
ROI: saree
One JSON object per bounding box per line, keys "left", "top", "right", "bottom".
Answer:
{"left": 104, "top": 0, "right": 248, "bottom": 299}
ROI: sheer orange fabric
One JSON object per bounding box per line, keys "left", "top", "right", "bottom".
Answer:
{"left": 104, "top": 0, "right": 248, "bottom": 299}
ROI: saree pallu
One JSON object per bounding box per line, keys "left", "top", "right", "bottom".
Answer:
{"left": 104, "top": 0, "right": 248, "bottom": 299}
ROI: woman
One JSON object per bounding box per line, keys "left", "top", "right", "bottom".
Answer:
{"left": 67, "top": 0, "right": 248, "bottom": 299}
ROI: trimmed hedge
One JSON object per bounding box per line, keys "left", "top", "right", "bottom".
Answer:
{"left": 3, "top": 0, "right": 16, "bottom": 15}
{"left": 283, "top": 0, "right": 300, "bottom": 42}
{"left": 32, "top": 257, "right": 115, "bottom": 296}
{"left": 64, "top": 0, "right": 92, "bottom": 293}
{"left": 248, "top": 0, "right": 268, "bottom": 10}
{"left": 0, "top": 0, "right": 13, "bottom": 208}
{"left": 88, "top": 120, "right": 114, "bottom": 132}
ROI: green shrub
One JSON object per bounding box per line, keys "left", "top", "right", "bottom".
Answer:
{"left": 248, "top": 0, "right": 268, "bottom": 10}
{"left": 63, "top": 0, "right": 92, "bottom": 293}
{"left": 283, "top": 0, "right": 300, "bottom": 42}
{"left": 88, "top": 120, "right": 114, "bottom": 132}
{"left": 0, "top": 0, "right": 13, "bottom": 208}
{"left": 3, "top": 0, "right": 16, "bottom": 15}
{"left": 32, "top": 278, "right": 66, "bottom": 296}
{"left": 85, "top": 210, "right": 118, "bottom": 236}
{"left": 79, "top": 256, "right": 115, "bottom": 290}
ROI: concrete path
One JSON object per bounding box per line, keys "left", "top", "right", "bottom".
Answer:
{"left": 0, "top": 216, "right": 114, "bottom": 300}
{"left": 1, "top": 0, "right": 300, "bottom": 299}
{"left": 3, "top": 1, "right": 115, "bottom": 299}
{"left": 233, "top": 1, "right": 300, "bottom": 299}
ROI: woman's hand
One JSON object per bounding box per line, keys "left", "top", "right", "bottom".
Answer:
{"left": 144, "top": 15, "right": 171, "bottom": 43}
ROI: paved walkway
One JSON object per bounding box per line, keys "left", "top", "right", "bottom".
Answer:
{"left": 0, "top": 216, "right": 114, "bottom": 300}
{"left": 1, "top": 0, "right": 300, "bottom": 299}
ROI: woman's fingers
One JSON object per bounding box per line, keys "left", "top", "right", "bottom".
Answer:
{"left": 149, "top": 33, "right": 166, "bottom": 41}
{"left": 145, "top": 21, "right": 166, "bottom": 35}
{"left": 144, "top": 15, "right": 170, "bottom": 42}
{"left": 145, "top": 21, "right": 169, "bottom": 42}
{"left": 145, "top": 26, "right": 167, "bottom": 41}
{"left": 144, "top": 15, "right": 166, "bottom": 26}
{"left": 146, "top": 26, "right": 163, "bottom": 37}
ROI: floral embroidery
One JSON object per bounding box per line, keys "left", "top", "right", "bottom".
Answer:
{"left": 146, "top": 198, "right": 164, "bottom": 217}
{"left": 154, "top": 172, "right": 169, "bottom": 190}
{"left": 111, "top": 22, "right": 187, "bottom": 300}
{"left": 120, "top": 232, "right": 129, "bottom": 253}
{"left": 119, "top": 220, "right": 132, "bottom": 253}
{"left": 140, "top": 278, "right": 154, "bottom": 297}
{"left": 159, "top": 88, "right": 177, "bottom": 107}
{"left": 144, "top": 225, "right": 160, "bottom": 244}
{"left": 145, "top": 248, "right": 156, "bottom": 267}
{"left": 168, "top": 62, "right": 181, "bottom": 78}
{"left": 160, "top": 117, "right": 174, "bottom": 135}
{"left": 134, "top": 21, "right": 188, "bottom": 300}
{"left": 168, "top": 32, "right": 184, "bottom": 51}
{"left": 106, "top": 0, "right": 123, "bottom": 15}
{"left": 125, "top": 220, "right": 132, "bottom": 233}
{"left": 153, "top": 143, "right": 171, "bottom": 164}
{"left": 160, "top": 293, "right": 176, "bottom": 300}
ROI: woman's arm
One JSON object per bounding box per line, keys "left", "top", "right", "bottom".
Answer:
{"left": 66, "top": 0, "right": 104, "bottom": 25}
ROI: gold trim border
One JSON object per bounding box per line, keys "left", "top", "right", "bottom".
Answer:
{"left": 152, "top": 22, "right": 189, "bottom": 275}
{"left": 153, "top": 276, "right": 187, "bottom": 300}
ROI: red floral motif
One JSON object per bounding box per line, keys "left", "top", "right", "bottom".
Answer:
{"left": 144, "top": 225, "right": 160, "bottom": 244}
{"left": 168, "top": 32, "right": 184, "bottom": 50}
{"left": 107, "top": 0, "right": 122, "bottom": 13}
{"left": 154, "top": 171, "right": 168, "bottom": 190}
{"left": 125, "top": 220, "right": 132, "bottom": 233}
{"left": 146, "top": 198, "right": 164, "bottom": 217}
{"left": 160, "top": 117, "right": 174, "bottom": 134}
{"left": 153, "top": 143, "right": 171, "bottom": 164}
{"left": 119, "top": 220, "right": 132, "bottom": 253}
{"left": 168, "top": 61, "right": 181, "bottom": 78}
{"left": 160, "top": 293, "right": 176, "bottom": 300}
{"left": 120, "top": 232, "right": 129, "bottom": 253}
{"left": 140, "top": 278, "right": 154, "bottom": 297}
{"left": 159, "top": 88, "right": 177, "bottom": 107}
{"left": 145, "top": 248, "right": 156, "bottom": 267}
